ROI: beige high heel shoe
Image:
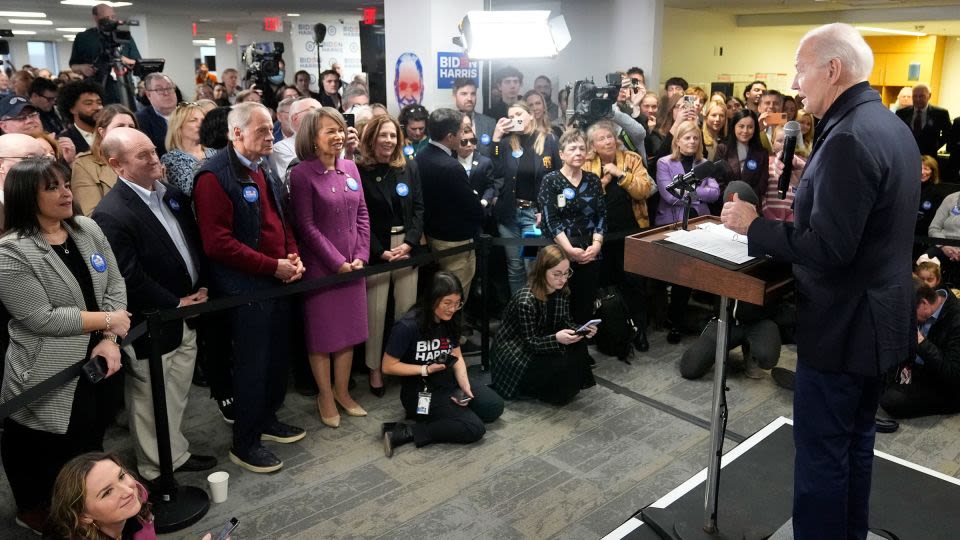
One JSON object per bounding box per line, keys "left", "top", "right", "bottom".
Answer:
{"left": 317, "top": 397, "right": 341, "bottom": 428}
{"left": 334, "top": 396, "right": 367, "bottom": 417}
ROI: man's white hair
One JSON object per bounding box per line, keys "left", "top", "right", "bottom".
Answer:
{"left": 227, "top": 102, "right": 270, "bottom": 141}
{"left": 800, "top": 23, "right": 874, "bottom": 83}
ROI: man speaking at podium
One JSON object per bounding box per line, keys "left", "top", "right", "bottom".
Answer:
{"left": 721, "top": 23, "right": 919, "bottom": 539}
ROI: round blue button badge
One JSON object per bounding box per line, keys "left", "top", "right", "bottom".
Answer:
{"left": 396, "top": 182, "right": 409, "bottom": 197}
{"left": 951, "top": 205, "right": 960, "bottom": 216}
{"left": 511, "top": 148, "right": 524, "bottom": 159}
{"left": 403, "top": 145, "right": 415, "bottom": 156}
{"left": 242, "top": 186, "right": 259, "bottom": 203}
{"left": 346, "top": 177, "right": 359, "bottom": 191}
{"left": 168, "top": 199, "right": 180, "bottom": 212}
{"left": 480, "top": 134, "right": 491, "bottom": 145}
{"left": 90, "top": 253, "right": 107, "bottom": 273}
{"left": 562, "top": 187, "right": 576, "bottom": 200}
{"left": 745, "top": 159, "right": 758, "bottom": 171}
{"left": 922, "top": 200, "right": 932, "bottom": 210}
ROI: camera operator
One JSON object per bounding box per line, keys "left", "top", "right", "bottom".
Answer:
{"left": 69, "top": 4, "right": 142, "bottom": 105}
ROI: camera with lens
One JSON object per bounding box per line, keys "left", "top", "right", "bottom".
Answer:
{"left": 243, "top": 41, "right": 284, "bottom": 80}
{"left": 96, "top": 17, "right": 138, "bottom": 50}
{"left": 567, "top": 73, "right": 622, "bottom": 129}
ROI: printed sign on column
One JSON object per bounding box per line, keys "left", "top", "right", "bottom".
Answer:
{"left": 291, "top": 19, "right": 363, "bottom": 92}
{"left": 437, "top": 52, "right": 479, "bottom": 89}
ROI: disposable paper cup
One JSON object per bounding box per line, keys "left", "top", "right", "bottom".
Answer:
{"left": 207, "top": 471, "right": 229, "bottom": 503}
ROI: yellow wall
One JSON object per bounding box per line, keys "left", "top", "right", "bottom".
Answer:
{"left": 661, "top": 8, "right": 807, "bottom": 97}
{"left": 940, "top": 37, "right": 960, "bottom": 116}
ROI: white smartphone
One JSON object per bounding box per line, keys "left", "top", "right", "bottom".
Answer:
{"left": 510, "top": 117, "right": 525, "bottom": 132}
{"left": 575, "top": 319, "right": 602, "bottom": 335}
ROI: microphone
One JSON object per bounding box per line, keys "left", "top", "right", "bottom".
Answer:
{"left": 666, "top": 160, "right": 721, "bottom": 193}
{"left": 777, "top": 120, "right": 800, "bottom": 200}
{"left": 723, "top": 180, "right": 759, "bottom": 207}
{"left": 313, "top": 23, "right": 327, "bottom": 45}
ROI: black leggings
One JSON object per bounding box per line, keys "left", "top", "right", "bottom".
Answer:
{"left": 519, "top": 341, "right": 595, "bottom": 405}
{"left": 880, "top": 382, "right": 960, "bottom": 419}
{"left": 401, "top": 383, "right": 503, "bottom": 447}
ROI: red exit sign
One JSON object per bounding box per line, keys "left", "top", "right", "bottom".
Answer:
{"left": 263, "top": 16, "right": 281, "bottom": 32}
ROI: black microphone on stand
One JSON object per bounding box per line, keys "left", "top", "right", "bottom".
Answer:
{"left": 777, "top": 120, "right": 801, "bottom": 200}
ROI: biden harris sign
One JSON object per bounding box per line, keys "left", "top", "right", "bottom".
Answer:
{"left": 436, "top": 52, "right": 479, "bottom": 89}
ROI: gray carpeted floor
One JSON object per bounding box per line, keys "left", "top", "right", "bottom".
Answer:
{"left": 1, "top": 324, "right": 957, "bottom": 539}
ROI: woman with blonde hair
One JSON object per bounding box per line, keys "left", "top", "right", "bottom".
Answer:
{"left": 492, "top": 245, "right": 596, "bottom": 403}
{"left": 795, "top": 109, "right": 815, "bottom": 157}
{"left": 355, "top": 114, "right": 424, "bottom": 397}
{"left": 71, "top": 105, "right": 138, "bottom": 215}
{"left": 523, "top": 89, "right": 560, "bottom": 138}
{"left": 160, "top": 102, "right": 215, "bottom": 196}
{"left": 701, "top": 101, "right": 727, "bottom": 161}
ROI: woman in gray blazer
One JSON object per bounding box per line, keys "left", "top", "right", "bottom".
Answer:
{"left": 0, "top": 158, "right": 129, "bottom": 533}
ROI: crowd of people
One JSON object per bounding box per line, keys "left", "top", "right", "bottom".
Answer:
{"left": 0, "top": 6, "right": 958, "bottom": 538}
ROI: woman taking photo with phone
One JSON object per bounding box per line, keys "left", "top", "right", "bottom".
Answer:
{"left": 538, "top": 129, "right": 606, "bottom": 325}
{"left": 380, "top": 272, "right": 503, "bottom": 457}
{"left": 491, "top": 101, "right": 561, "bottom": 294}
{"left": 0, "top": 158, "right": 129, "bottom": 533}
{"left": 492, "top": 246, "right": 596, "bottom": 404}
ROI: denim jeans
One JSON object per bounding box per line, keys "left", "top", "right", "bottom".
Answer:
{"left": 497, "top": 207, "right": 539, "bottom": 295}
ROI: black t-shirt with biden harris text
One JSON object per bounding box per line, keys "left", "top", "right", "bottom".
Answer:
{"left": 385, "top": 311, "right": 461, "bottom": 400}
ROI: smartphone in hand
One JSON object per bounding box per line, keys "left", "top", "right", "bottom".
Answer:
{"left": 574, "top": 319, "right": 602, "bottom": 336}
{"left": 453, "top": 388, "right": 473, "bottom": 404}
{"left": 213, "top": 517, "right": 239, "bottom": 540}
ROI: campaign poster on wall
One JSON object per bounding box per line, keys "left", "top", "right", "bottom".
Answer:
{"left": 290, "top": 19, "right": 363, "bottom": 92}
{"left": 436, "top": 52, "right": 479, "bottom": 89}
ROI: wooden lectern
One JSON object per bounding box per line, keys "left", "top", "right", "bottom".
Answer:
{"left": 624, "top": 215, "right": 792, "bottom": 540}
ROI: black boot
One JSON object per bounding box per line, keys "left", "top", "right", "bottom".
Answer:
{"left": 666, "top": 320, "right": 682, "bottom": 344}
{"left": 633, "top": 330, "right": 649, "bottom": 352}
{"left": 383, "top": 422, "right": 414, "bottom": 457}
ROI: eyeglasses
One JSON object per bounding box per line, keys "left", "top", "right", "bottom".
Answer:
{"left": 38, "top": 94, "right": 57, "bottom": 102}
{"left": 148, "top": 86, "right": 176, "bottom": 95}
{"left": 460, "top": 137, "right": 477, "bottom": 147}
{"left": 2, "top": 112, "right": 39, "bottom": 122}
{"left": 549, "top": 269, "right": 574, "bottom": 279}
{"left": 439, "top": 299, "right": 464, "bottom": 311}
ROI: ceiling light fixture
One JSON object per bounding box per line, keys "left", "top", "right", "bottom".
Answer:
{"left": 456, "top": 11, "right": 570, "bottom": 59}
{"left": 11, "top": 30, "right": 37, "bottom": 35}
{"left": 61, "top": 0, "right": 133, "bottom": 7}
{"left": 287, "top": 13, "right": 301, "bottom": 17}
{"left": 9, "top": 19, "right": 54, "bottom": 25}
{"left": 56, "top": 27, "right": 86, "bottom": 32}
{"left": 855, "top": 26, "right": 927, "bottom": 37}
{"left": 0, "top": 11, "right": 46, "bottom": 18}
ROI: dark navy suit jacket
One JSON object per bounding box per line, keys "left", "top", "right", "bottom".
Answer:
{"left": 135, "top": 107, "right": 168, "bottom": 158}
{"left": 748, "top": 82, "right": 920, "bottom": 376}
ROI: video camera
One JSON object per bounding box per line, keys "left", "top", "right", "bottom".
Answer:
{"left": 242, "top": 41, "right": 284, "bottom": 79}
{"left": 96, "top": 17, "right": 138, "bottom": 52}
{"left": 567, "top": 73, "right": 622, "bottom": 129}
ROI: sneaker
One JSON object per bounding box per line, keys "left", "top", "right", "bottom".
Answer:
{"left": 229, "top": 445, "right": 283, "bottom": 473}
{"left": 218, "top": 398, "right": 235, "bottom": 424}
{"left": 15, "top": 508, "right": 46, "bottom": 536}
{"left": 260, "top": 421, "right": 306, "bottom": 444}
{"left": 744, "top": 357, "right": 765, "bottom": 379}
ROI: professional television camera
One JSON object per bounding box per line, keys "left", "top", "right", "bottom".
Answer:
{"left": 566, "top": 73, "right": 622, "bottom": 129}
{"left": 94, "top": 17, "right": 140, "bottom": 108}
{"left": 242, "top": 41, "right": 284, "bottom": 81}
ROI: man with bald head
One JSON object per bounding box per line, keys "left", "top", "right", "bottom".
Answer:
{"left": 722, "top": 23, "right": 918, "bottom": 538}
{"left": 91, "top": 127, "right": 217, "bottom": 481}
{"left": 896, "top": 83, "right": 951, "bottom": 158}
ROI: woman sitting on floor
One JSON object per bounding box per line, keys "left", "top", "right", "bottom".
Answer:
{"left": 491, "top": 245, "right": 597, "bottom": 404}
{"left": 380, "top": 272, "right": 504, "bottom": 457}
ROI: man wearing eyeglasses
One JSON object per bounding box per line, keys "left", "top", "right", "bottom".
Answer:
{"left": 0, "top": 97, "right": 42, "bottom": 137}
{"left": 135, "top": 73, "right": 178, "bottom": 158}
{"left": 27, "top": 78, "right": 64, "bottom": 134}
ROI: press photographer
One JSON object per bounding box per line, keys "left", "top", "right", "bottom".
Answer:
{"left": 242, "top": 42, "right": 285, "bottom": 111}
{"left": 69, "top": 3, "right": 142, "bottom": 106}
{"left": 568, "top": 73, "right": 647, "bottom": 161}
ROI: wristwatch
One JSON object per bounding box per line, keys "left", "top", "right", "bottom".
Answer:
{"left": 101, "top": 332, "right": 121, "bottom": 345}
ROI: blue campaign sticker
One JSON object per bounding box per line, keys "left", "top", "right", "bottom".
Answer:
{"left": 90, "top": 253, "right": 107, "bottom": 273}
{"left": 242, "top": 186, "right": 259, "bottom": 203}
{"left": 745, "top": 159, "right": 758, "bottom": 171}
{"left": 922, "top": 200, "right": 932, "bottom": 210}
{"left": 396, "top": 182, "right": 410, "bottom": 197}
{"left": 480, "top": 133, "right": 491, "bottom": 145}
{"left": 346, "top": 177, "right": 359, "bottom": 191}
{"left": 951, "top": 205, "right": 960, "bottom": 216}
{"left": 511, "top": 148, "right": 524, "bottom": 159}
{"left": 562, "top": 187, "right": 576, "bottom": 200}
{"left": 168, "top": 198, "right": 180, "bottom": 212}
{"left": 403, "top": 145, "right": 415, "bottom": 156}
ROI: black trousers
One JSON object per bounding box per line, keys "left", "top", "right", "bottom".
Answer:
{"left": 401, "top": 382, "right": 503, "bottom": 447}
{"left": 569, "top": 259, "right": 600, "bottom": 324}
{"left": 519, "top": 341, "right": 595, "bottom": 405}
{"left": 231, "top": 297, "right": 291, "bottom": 453}
{"left": 1, "top": 376, "right": 114, "bottom": 512}
{"left": 679, "top": 318, "right": 782, "bottom": 379}
{"left": 880, "top": 382, "right": 960, "bottom": 419}
{"left": 601, "top": 238, "right": 648, "bottom": 333}
{"left": 195, "top": 312, "right": 234, "bottom": 402}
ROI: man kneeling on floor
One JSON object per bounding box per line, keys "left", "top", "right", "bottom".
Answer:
{"left": 880, "top": 278, "right": 960, "bottom": 418}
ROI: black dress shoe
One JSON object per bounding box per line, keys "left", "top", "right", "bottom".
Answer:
{"left": 369, "top": 383, "right": 386, "bottom": 398}
{"left": 380, "top": 421, "right": 397, "bottom": 436}
{"left": 176, "top": 454, "right": 217, "bottom": 473}
{"left": 666, "top": 328, "right": 682, "bottom": 344}
{"left": 260, "top": 421, "right": 306, "bottom": 444}
{"left": 633, "top": 331, "right": 649, "bottom": 352}
{"left": 771, "top": 367, "right": 796, "bottom": 391}
{"left": 875, "top": 418, "right": 900, "bottom": 434}
{"left": 383, "top": 423, "right": 415, "bottom": 458}
{"left": 229, "top": 445, "right": 283, "bottom": 473}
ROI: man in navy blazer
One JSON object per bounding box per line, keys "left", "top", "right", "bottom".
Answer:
{"left": 92, "top": 127, "right": 216, "bottom": 480}
{"left": 134, "top": 73, "right": 177, "bottom": 158}
{"left": 722, "top": 24, "right": 919, "bottom": 539}
{"left": 896, "top": 84, "right": 951, "bottom": 158}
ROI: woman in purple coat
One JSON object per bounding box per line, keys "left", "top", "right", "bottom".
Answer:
{"left": 290, "top": 108, "right": 371, "bottom": 427}
{"left": 655, "top": 120, "right": 719, "bottom": 343}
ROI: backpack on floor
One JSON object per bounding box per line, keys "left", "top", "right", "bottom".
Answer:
{"left": 593, "top": 286, "right": 638, "bottom": 362}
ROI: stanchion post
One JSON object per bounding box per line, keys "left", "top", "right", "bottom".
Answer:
{"left": 144, "top": 310, "right": 210, "bottom": 533}
{"left": 478, "top": 234, "right": 491, "bottom": 371}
